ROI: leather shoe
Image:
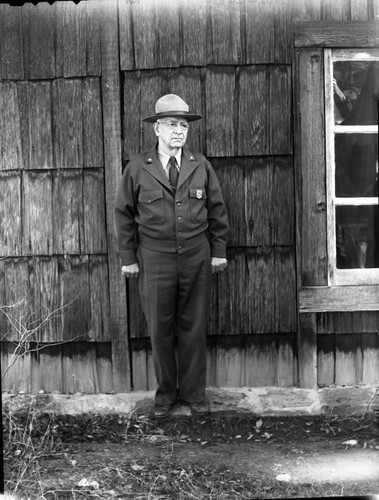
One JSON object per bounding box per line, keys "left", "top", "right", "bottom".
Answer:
{"left": 153, "top": 403, "right": 172, "bottom": 419}
{"left": 189, "top": 401, "right": 210, "bottom": 416}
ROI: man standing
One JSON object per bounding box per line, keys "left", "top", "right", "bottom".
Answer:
{"left": 115, "top": 94, "right": 229, "bottom": 418}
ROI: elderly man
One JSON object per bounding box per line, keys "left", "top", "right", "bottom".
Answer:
{"left": 115, "top": 94, "right": 229, "bottom": 418}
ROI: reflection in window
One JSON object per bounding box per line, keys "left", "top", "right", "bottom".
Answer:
{"left": 335, "top": 134, "right": 378, "bottom": 197}
{"left": 336, "top": 206, "right": 379, "bottom": 269}
{"left": 333, "top": 61, "right": 379, "bottom": 125}
{"left": 332, "top": 60, "right": 379, "bottom": 271}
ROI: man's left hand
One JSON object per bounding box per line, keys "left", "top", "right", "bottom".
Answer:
{"left": 211, "top": 257, "right": 228, "bottom": 273}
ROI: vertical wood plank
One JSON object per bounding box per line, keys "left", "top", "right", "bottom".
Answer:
{"left": 322, "top": 0, "right": 349, "bottom": 19}
{"left": 89, "top": 256, "right": 111, "bottom": 342}
{"left": 0, "top": 82, "right": 23, "bottom": 171}
{"left": 216, "top": 338, "right": 246, "bottom": 387}
{"left": 131, "top": 338, "right": 148, "bottom": 391}
{"left": 53, "top": 79, "right": 83, "bottom": 169}
{"left": 35, "top": 345, "right": 63, "bottom": 393}
{"left": 0, "top": 4, "right": 24, "bottom": 80}
{"left": 273, "top": 0, "right": 292, "bottom": 64}
{"left": 212, "top": 158, "right": 245, "bottom": 247}
{"left": 245, "top": 158, "right": 274, "bottom": 247}
{"left": 86, "top": 0, "right": 101, "bottom": 76}
{"left": 169, "top": 68, "right": 205, "bottom": 154}
{"left": 140, "top": 71, "right": 169, "bottom": 151}
{"left": 3, "top": 258, "right": 31, "bottom": 340}
{"left": 298, "top": 313, "right": 317, "bottom": 388}
{"left": 276, "top": 334, "right": 296, "bottom": 386}
{"left": 206, "top": 67, "right": 236, "bottom": 157}
{"left": 245, "top": 335, "right": 277, "bottom": 386}
{"left": 28, "top": 82, "right": 54, "bottom": 169}
{"left": 275, "top": 247, "right": 296, "bottom": 333}
{"left": 82, "top": 78, "right": 103, "bottom": 169}
{"left": 244, "top": 0, "right": 274, "bottom": 64}
{"left": 217, "top": 248, "right": 248, "bottom": 335}
{"left": 289, "top": 0, "right": 321, "bottom": 21}
{"left": 96, "top": 343, "right": 113, "bottom": 393}
{"left": 207, "top": 0, "right": 241, "bottom": 64}
{"left": 123, "top": 71, "right": 142, "bottom": 160}
{"left": 335, "top": 333, "right": 362, "bottom": 385}
{"left": 362, "top": 332, "right": 379, "bottom": 384}
{"left": 56, "top": 1, "right": 87, "bottom": 78}
{"left": 83, "top": 170, "right": 107, "bottom": 254}
{"left": 2, "top": 342, "right": 32, "bottom": 393}
{"left": 350, "top": 0, "right": 369, "bottom": 20}
{"left": 0, "top": 172, "right": 21, "bottom": 257}
{"left": 22, "top": 171, "right": 53, "bottom": 256}
{"left": 238, "top": 66, "right": 269, "bottom": 155}
{"left": 18, "top": 81, "right": 54, "bottom": 170}
{"left": 247, "top": 247, "right": 275, "bottom": 333}
{"left": 119, "top": 1, "right": 134, "bottom": 70}
{"left": 58, "top": 255, "right": 90, "bottom": 342}
{"left": 100, "top": 0, "right": 130, "bottom": 392}
{"left": 273, "top": 157, "right": 295, "bottom": 246}
{"left": 22, "top": 3, "right": 56, "bottom": 80}
{"left": 317, "top": 333, "right": 336, "bottom": 386}
{"left": 131, "top": 0, "right": 157, "bottom": 69}
{"left": 29, "top": 257, "right": 60, "bottom": 343}
{"left": 156, "top": 0, "right": 180, "bottom": 68}
{"left": 70, "top": 343, "right": 99, "bottom": 393}
{"left": 296, "top": 49, "right": 327, "bottom": 286}
{"left": 52, "top": 170, "right": 83, "bottom": 255}
{"left": 270, "top": 65, "right": 292, "bottom": 155}
{"left": 180, "top": 0, "right": 207, "bottom": 66}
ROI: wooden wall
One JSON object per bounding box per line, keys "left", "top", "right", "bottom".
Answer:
{"left": 0, "top": 0, "right": 378, "bottom": 393}
{"left": 0, "top": 1, "right": 115, "bottom": 393}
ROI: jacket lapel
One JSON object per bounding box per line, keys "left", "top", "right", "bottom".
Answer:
{"left": 141, "top": 147, "right": 171, "bottom": 189}
{"left": 177, "top": 149, "right": 200, "bottom": 189}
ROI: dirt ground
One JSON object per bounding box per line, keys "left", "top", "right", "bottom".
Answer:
{"left": 4, "top": 405, "right": 379, "bottom": 499}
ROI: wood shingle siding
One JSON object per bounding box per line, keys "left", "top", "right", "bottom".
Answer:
{"left": 0, "top": 0, "right": 378, "bottom": 393}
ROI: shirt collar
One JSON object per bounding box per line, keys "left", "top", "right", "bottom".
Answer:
{"left": 157, "top": 146, "right": 182, "bottom": 169}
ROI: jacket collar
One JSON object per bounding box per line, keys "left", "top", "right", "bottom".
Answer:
{"left": 142, "top": 146, "right": 200, "bottom": 191}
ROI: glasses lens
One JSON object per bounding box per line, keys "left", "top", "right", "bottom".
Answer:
{"left": 160, "top": 120, "right": 189, "bottom": 130}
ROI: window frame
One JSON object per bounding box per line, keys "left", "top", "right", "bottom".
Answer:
{"left": 325, "top": 48, "right": 379, "bottom": 286}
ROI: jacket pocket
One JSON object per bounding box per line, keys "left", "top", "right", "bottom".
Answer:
{"left": 138, "top": 188, "right": 166, "bottom": 225}
{"left": 189, "top": 188, "right": 207, "bottom": 223}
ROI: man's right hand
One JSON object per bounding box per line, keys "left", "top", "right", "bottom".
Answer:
{"left": 122, "top": 263, "right": 140, "bottom": 279}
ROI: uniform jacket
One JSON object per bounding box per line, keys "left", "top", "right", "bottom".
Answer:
{"left": 115, "top": 146, "right": 229, "bottom": 266}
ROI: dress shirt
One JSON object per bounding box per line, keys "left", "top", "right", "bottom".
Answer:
{"left": 157, "top": 147, "right": 181, "bottom": 178}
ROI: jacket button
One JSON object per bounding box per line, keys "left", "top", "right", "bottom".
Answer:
{"left": 176, "top": 202, "right": 181, "bottom": 206}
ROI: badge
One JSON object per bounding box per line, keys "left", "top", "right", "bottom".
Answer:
{"left": 196, "top": 190, "right": 202, "bottom": 199}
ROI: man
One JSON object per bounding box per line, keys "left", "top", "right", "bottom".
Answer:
{"left": 115, "top": 94, "right": 229, "bottom": 418}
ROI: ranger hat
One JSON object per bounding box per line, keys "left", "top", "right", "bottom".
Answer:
{"left": 142, "top": 94, "right": 203, "bottom": 123}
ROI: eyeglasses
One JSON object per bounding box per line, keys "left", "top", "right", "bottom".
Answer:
{"left": 158, "top": 120, "right": 189, "bottom": 130}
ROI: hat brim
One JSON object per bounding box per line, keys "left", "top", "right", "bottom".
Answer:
{"left": 142, "top": 111, "right": 203, "bottom": 123}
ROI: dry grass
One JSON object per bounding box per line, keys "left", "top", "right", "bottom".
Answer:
{"left": 3, "top": 395, "right": 379, "bottom": 499}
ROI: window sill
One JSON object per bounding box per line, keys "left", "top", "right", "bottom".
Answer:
{"left": 299, "top": 284, "right": 379, "bottom": 313}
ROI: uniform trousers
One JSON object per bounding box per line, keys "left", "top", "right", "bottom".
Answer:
{"left": 138, "top": 239, "right": 211, "bottom": 405}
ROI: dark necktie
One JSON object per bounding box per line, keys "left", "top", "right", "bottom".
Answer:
{"left": 169, "top": 156, "right": 179, "bottom": 189}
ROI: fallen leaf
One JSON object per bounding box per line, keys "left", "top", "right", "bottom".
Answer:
{"left": 131, "top": 464, "right": 144, "bottom": 471}
{"left": 78, "top": 478, "right": 100, "bottom": 489}
{"left": 342, "top": 439, "right": 358, "bottom": 447}
{"left": 276, "top": 474, "right": 291, "bottom": 482}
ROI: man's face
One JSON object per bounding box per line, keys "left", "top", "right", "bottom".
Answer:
{"left": 154, "top": 117, "right": 189, "bottom": 152}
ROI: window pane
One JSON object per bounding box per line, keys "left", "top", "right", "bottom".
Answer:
{"left": 333, "top": 61, "right": 379, "bottom": 125}
{"left": 335, "top": 134, "right": 378, "bottom": 197}
{"left": 336, "top": 205, "right": 379, "bottom": 269}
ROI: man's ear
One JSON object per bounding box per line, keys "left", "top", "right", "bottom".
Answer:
{"left": 153, "top": 122, "right": 159, "bottom": 137}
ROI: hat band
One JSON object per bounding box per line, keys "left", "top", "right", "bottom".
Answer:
{"left": 155, "top": 110, "right": 191, "bottom": 117}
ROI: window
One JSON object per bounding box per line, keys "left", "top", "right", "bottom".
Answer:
{"left": 326, "top": 49, "right": 379, "bottom": 285}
